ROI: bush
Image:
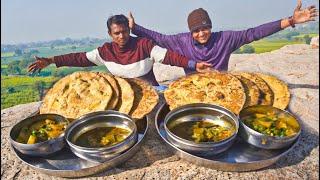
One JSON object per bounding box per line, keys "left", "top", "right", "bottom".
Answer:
{"left": 303, "top": 35, "right": 312, "bottom": 44}
{"left": 233, "top": 48, "right": 242, "bottom": 54}
{"left": 285, "top": 31, "right": 300, "bottom": 40}
{"left": 242, "top": 45, "right": 255, "bottom": 54}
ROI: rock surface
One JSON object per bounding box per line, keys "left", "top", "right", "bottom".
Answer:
{"left": 1, "top": 44, "right": 319, "bottom": 179}
{"left": 311, "top": 36, "right": 319, "bottom": 49}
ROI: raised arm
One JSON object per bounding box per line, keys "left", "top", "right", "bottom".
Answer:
{"left": 128, "top": 12, "right": 183, "bottom": 50}
{"left": 228, "top": 0, "right": 318, "bottom": 51}
{"left": 28, "top": 49, "right": 103, "bottom": 74}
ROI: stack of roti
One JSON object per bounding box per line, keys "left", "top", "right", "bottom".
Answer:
{"left": 164, "top": 71, "right": 290, "bottom": 115}
{"left": 164, "top": 71, "right": 246, "bottom": 115}
{"left": 40, "top": 71, "right": 159, "bottom": 120}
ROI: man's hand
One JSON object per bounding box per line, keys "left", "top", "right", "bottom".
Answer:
{"left": 128, "top": 12, "right": 135, "bottom": 29}
{"left": 195, "top": 62, "right": 213, "bottom": 73}
{"left": 28, "top": 56, "right": 54, "bottom": 74}
{"left": 292, "top": 0, "right": 318, "bottom": 24}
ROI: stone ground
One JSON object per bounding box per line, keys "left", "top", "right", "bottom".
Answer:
{"left": 1, "top": 44, "right": 319, "bottom": 179}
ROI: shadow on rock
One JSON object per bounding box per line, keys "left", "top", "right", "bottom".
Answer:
{"left": 288, "top": 83, "right": 319, "bottom": 89}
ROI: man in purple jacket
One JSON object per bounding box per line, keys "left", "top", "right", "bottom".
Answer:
{"left": 128, "top": 0, "right": 317, "bottom": 74}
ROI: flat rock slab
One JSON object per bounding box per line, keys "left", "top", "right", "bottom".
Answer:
{"left": 1, "top": 44, "right": 319, "bottom": 179}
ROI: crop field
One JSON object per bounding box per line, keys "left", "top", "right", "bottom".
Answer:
{"left": 249, "top": 39, "right": 305, "bottom": 54}
{"left": 1, "top": 76, "right": 58, "bottom": 109}
{"left": 29, "top": 45, "right": 98, "bottom": 58}
{"left": 1, "top": 43, "right": 101, "bottom": 64}
{"left": 292, "top": 33, "right": 319, "bottom": 38}
{"left": 1, "top": 52, "right": 15, "bottom": 58}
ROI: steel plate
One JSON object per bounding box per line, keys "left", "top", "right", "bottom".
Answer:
{"left": 155, "top": 103, "right": 300, "bottom": 172}
{"left": 11, "top": 116, "right": 148, "bottom": 178}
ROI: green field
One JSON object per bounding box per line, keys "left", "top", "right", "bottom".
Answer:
{"left": 1, "top": 76, "right": 58, "bottom": 109}
{"left": 30, "top": 45, "right": 98, "bottom": 58}
{"left": 1, "top": 52, "right": 15, "bottom": 58}
{"left": 292, "top": 33, "right": 319, "bottom": 38}
{"left": 248, "top": 39, "right": 305, "bottom": 54}
{"left": 1, "top": 43, "right": 101, "bottom": 64}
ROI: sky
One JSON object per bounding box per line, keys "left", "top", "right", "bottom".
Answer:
{"left": 1, "top": 0, "right": 319, "bottom": 44}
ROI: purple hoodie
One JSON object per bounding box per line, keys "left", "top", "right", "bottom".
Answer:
{"left": 132, "top": 20, "right": 282, "bottom": 73}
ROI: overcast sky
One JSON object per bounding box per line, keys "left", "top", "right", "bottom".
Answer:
{"left": 1, "top": 0, "right": 319, "bottom": 44}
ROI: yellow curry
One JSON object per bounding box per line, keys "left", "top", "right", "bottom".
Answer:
{"left": 242, "top": 111, "right": 300, "bottom": 137}
{"left": 75, "top": 127, "right": 131, "bottom": 148}
{"left": 16, "top": 119, "right": 67, "bottom": 144}
{"left": 169, "top": 119, "right": 235, "bottom": 143}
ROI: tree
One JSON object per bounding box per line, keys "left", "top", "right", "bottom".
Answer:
{"left": 242, "top": 45, "right": 255, "bottom": 54}
{"left": 14, "top": 49, "right": 23, "bottom": 56}
{"left": 232, "top": 48, "right": 242, "bottom": 54}
{"left": 35, "top": 81, "right": 46, "bottom": 99}
{"left": 7, "top": 87, "right": 15, "bottom": 93}
{"left": 7, "top": 61, "right": 22, "bottom": 74}
{"left": 18, "top": 60, "right": 30, "bottom": 69}
{"left": 29, "top": 49, "right": 40, "bottom": 54}
{"left": 285, "top": 31, "right": 300, "bottom": 40}
{"left": 303, "top": 35, "right": 312, "bottom": 44}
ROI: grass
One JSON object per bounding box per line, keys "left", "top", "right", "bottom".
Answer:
{"left": 292, "top": 33, "right": 319, "bottom": 38}
{"left": 31, "top": 45, "right": 98, "bottom": 58}
{"left": 1, "top": 43, "right": 101, "bottom": 64}
{"left": 1, "top": 75, "right": 59, "bottom": 109}
{"left": 1, "top": 52, "right": 15, "bottom": 58}
{"left": 247, "top": 39, "right": 305, "bottom": 54}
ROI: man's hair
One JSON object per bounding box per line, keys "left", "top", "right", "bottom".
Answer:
{"left": 107, "top": 14, "right": 129, "bottom": 32}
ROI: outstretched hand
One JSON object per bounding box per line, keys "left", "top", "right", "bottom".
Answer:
{"left": 195, "top": 62, "right": 213, "bottom": 73}
{"left": 128, "top": 12, "right": 135, "bottom": 29}
{"left": 28, "top": 56, "right": 54, "bottom": 74}
{"left": 292, "top": 0, "right": 318, "bottom": 24}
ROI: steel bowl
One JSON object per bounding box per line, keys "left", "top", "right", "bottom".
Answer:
{"left": 164, "top": 103, "right": 239, "bottom": 156}
{"left": 239, "top": 105, "right": 301, "bottom": 149}
{"left": 65, "top": 110, "right": 138, "bottom": 163}
{"left": 9, "top": 113, "right": 69, "bottom": 157}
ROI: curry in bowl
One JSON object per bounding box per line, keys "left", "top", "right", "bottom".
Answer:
{"left": 163, "top": 103, "right": 239, "bottom": 156}
{"left": 10, "top": 114, "right": 68, "bottom": 156}
{"left": 74, "top": 126, "right": 132, "bottom": 148}
{"left": 16, "top": 118, "right": 68, "bottom": 144}
{"left": 241, "top": 109, "right": 299, "bottom": 137}
{"left": 167, "top": 114, "right": 236, "bottom": 143}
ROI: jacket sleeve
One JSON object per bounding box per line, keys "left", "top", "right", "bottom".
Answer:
{"left": 53, "top": 52, "right": 97, "bottom": 67}
{"left": 228, "top": 20, "right": 282, "bottom": 52}
{"left": 132, "top": 24, "right": 183, "bottom": 50}
{"left": 54, "top": 45, "right": 110, "bottom": 67}
{"left": 142, "top": 38, "right": 196, "bottom": 70}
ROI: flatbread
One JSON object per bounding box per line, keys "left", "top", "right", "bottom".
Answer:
{"left": 164, "top": 71, "right": 246, "bottom": 114}
{"left": 96, "top": 72, "right": 120, "bottom": 110}
{"left": 40, "top": 71, "right": 113, "bottom": 119}
{"left": 114, "top": 77, "right": 135, "bottom": 115}
{"left": 234, "top": 72, "right": 274, "bottom": 106}
{"left": 232, "top": 74, "right": 260, "bottom": 108}
{"left": 126, "top": 78, "right": 159, "bottom": 119}
{"left": 255, "top": 73, "right": 290, "bottom": 110}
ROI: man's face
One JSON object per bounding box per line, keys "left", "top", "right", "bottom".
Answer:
{"left": 192, "top": 27, "right": 212, "bottom": 44}
{"left": 108, "top": 23, "right": 130, "bottom": 47}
